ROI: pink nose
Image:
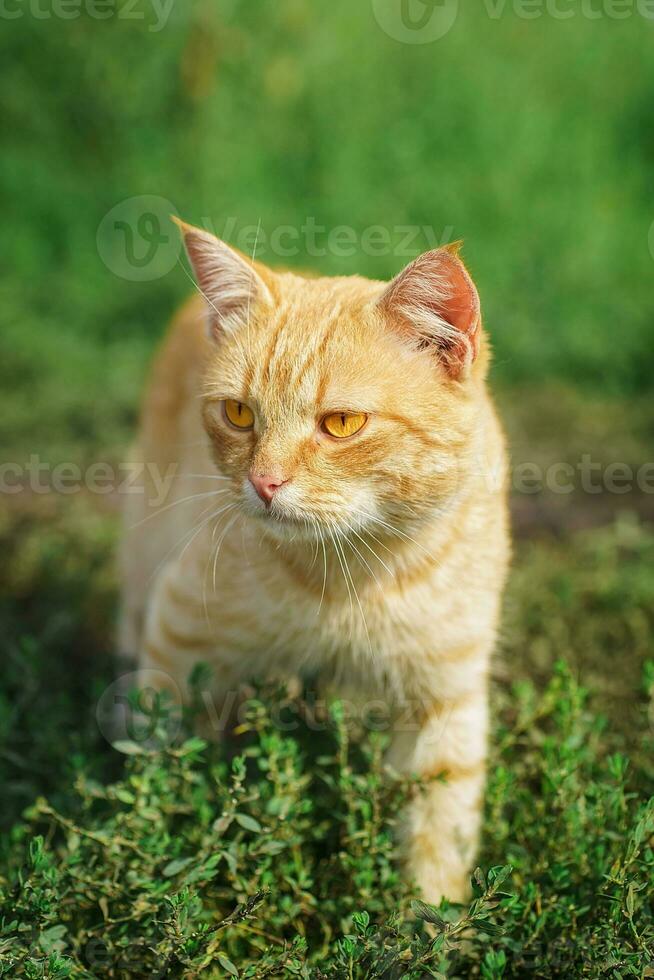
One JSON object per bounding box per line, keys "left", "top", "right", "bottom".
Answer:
{"left": 248, "top": 470, "right": 286, "bottom": 505}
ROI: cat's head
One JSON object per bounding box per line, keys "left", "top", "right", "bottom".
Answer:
{"left": 177, "top": 219, "right": 489, "bottom": 543}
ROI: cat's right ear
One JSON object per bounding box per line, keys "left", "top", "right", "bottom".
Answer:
{"left": 173, "top": 218, "right": 273, "bottom": 341}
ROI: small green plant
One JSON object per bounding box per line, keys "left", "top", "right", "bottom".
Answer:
{"left": 0, "top": 662, "right": 652, "bottom": 978}
{"left": 1, "top": 519, "right": 653, "bottom": 976}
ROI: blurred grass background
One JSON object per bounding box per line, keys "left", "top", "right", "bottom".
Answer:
{"left": 2, "top": 0, "right": 653, "bottom": 463}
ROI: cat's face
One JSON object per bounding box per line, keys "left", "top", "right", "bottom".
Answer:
{"left": 179, "top": 221, "right": 485, "bottom": 543}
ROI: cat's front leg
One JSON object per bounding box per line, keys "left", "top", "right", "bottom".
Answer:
{"left": 389, "top": 676, "right": 489, "bottom": 905}
{"left": 136, "top": 559, "right": 242, "bottom": 728}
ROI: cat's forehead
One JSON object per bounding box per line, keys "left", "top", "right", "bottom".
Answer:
{"left": 248, "top": 296, "right": 390, "bottom": 411}
{"left": 209, "top": 275, "right": 424, "bottom": 414}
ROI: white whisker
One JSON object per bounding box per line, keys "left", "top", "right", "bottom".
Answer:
{"left": 175, "top": 252, "right": 222, "bottom": 320}
{"left": 129, "top": 488, "right": 230, "bottom": 530}
{"left": 334, "top": 524, "right": 372, "bottom": 656}
{"left": 360, "top": 510, "right": 438, "bottom": 564}
{"left": 348, "top": 524, "right": 394, "bottom": 581}
{"left": 328, "top": 525, "right": 353, "bottom": 641}
{"left": 146, "top": 499, "right": 233, "bottom": 588}
{"left": 317, "top": 530, "right": 328, "bottom": 619}
{"left": 342, "top": 526, "right": 384, "bottom": 592}
{"left": 213, "top": 509, "right": 239, "bottom": 592}
{"left": 202, "top": 503, "right": 238, "bottom": 624}
{"left": 171, "top": 473, "right": 230, "bottom": 481}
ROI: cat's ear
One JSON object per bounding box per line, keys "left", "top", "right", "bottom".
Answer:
{"left": 173, "top": 218, "right": 273, "bottom": 340}
{"left": 378, "top": 244, "right": 481, "bottom": 379}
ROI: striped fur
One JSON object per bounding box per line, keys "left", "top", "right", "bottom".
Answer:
{"left": 119, "top": 227, "right": 510, "bottom": 904}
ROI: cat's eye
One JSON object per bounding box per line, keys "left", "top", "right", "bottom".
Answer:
{"left": 223, "top": 399, "right": 255, "bottom": 430}
{"left": 321, "top": 412, "right": 368, "bottom": 439}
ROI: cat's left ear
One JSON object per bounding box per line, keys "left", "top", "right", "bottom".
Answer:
{"left": 378, "top": 244, "right": 481, "bottom": 380}
{"left": 173, "top": 218, "right": 273, "bottom": 341}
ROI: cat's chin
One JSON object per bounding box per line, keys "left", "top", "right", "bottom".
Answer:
{"left": 246, "top": 506, "right": 322, "bottom": 544}
{"left": 243, "top": 502, "right": 350, "bottom": 546}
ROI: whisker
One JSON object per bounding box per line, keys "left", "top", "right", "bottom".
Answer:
{"left": 177, "top": 502, "right": 235, "bottom": 568}
{"left": 175, "top": 252, "right": 222, "bottom": 320}
{"left": 129, "top": 488, "right": 230, "bottom": 530}
{"left": 342, "top": 526, "right": 384, "bottom": 592}
{"left": 213, "top": 508, "right": 239, "bottom": 592}
{"left": 176, "top": 254, "right": 221, "bottom": 321}
{"left": 334, "top": 524, "right": 372, "bottom": 656}
{"left": 359, "top": 510, "right": 438, "bottom": 564}
{"left": 348, "top": 524, "right": 394, "bottom": 581}
{"left": 328, "top": 525, "right": 353, "bottom": 639}
{"left": 307, "top": 516, "right": 321, "bottom": 572}
{"left": 245, "top": 217, "right": 262, "bottom": 357}
{"left": 146, "top": 499, "right": 233, "bottom": 588}
{"left": 317, "top": 529, "right": 328, "bottom": 618}
{"left": 171, "top": 473, "right": 230, "bottom": 480}
{"left": 364, "top": 526, "right": 397, "bottom": 562}
{"left": 202, "top": 503, "right": 238, "bottom": 624}
{"left": 176, "top": 245, "right": 253, "bottom": 367}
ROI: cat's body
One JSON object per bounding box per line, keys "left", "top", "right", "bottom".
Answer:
{"left": 120, "top": 225, "right": 510, "bottom": 904}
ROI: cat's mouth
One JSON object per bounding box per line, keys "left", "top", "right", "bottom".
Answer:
{"left": 243, "top": 495, "right": 339, "bottom": 542}
{"left": 264, "top": 507, "right": 304, "bottom": 526}
{"left": 242, "top": 480, "right": 313, "bottom": 528}
{"left": 240, "top": 477, "right": 371, "bottom": 542}
{"left": 254, "top": 502, "right": 318, "bottom": 533}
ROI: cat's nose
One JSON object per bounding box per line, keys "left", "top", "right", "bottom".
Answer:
{"left": 248, "top": 470, "right": 287, "bottom": 505}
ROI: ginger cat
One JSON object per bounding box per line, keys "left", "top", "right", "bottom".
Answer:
{"left": 119, "top": 220, "right": 510, "bottom": 905}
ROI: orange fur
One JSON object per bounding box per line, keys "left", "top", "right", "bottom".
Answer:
{"left": 119, "top": 223, "right": 510, "bottom": 904}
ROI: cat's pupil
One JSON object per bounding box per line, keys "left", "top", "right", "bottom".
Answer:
{"left": 340, "top": 413, "right": 346, "bottom": 427}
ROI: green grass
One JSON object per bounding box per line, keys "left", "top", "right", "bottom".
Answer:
{"left": 2, "top": 2, "right": 654, "bottom": 461}
{"left": 0, "top": 507, "right": 652, "bottom": 976}
{"left": 2, "top": 669, "right": 652, "bottom": 978}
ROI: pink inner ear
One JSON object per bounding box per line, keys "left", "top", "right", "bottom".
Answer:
{"left": 381, "top": 248, "right": 481, "bottom": 379}
{"left": 433, "top": 251, "right": 480, "bottom": 336}
{"left": 429, "top": 251, "right": 480, "bottom": 377}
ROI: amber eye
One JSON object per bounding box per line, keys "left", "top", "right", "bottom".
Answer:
{"left": 223, "top": 399, "right": 255, "bottom": 430}
{"left": 321, "top": 412, "right": 367, "bottom": 439}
